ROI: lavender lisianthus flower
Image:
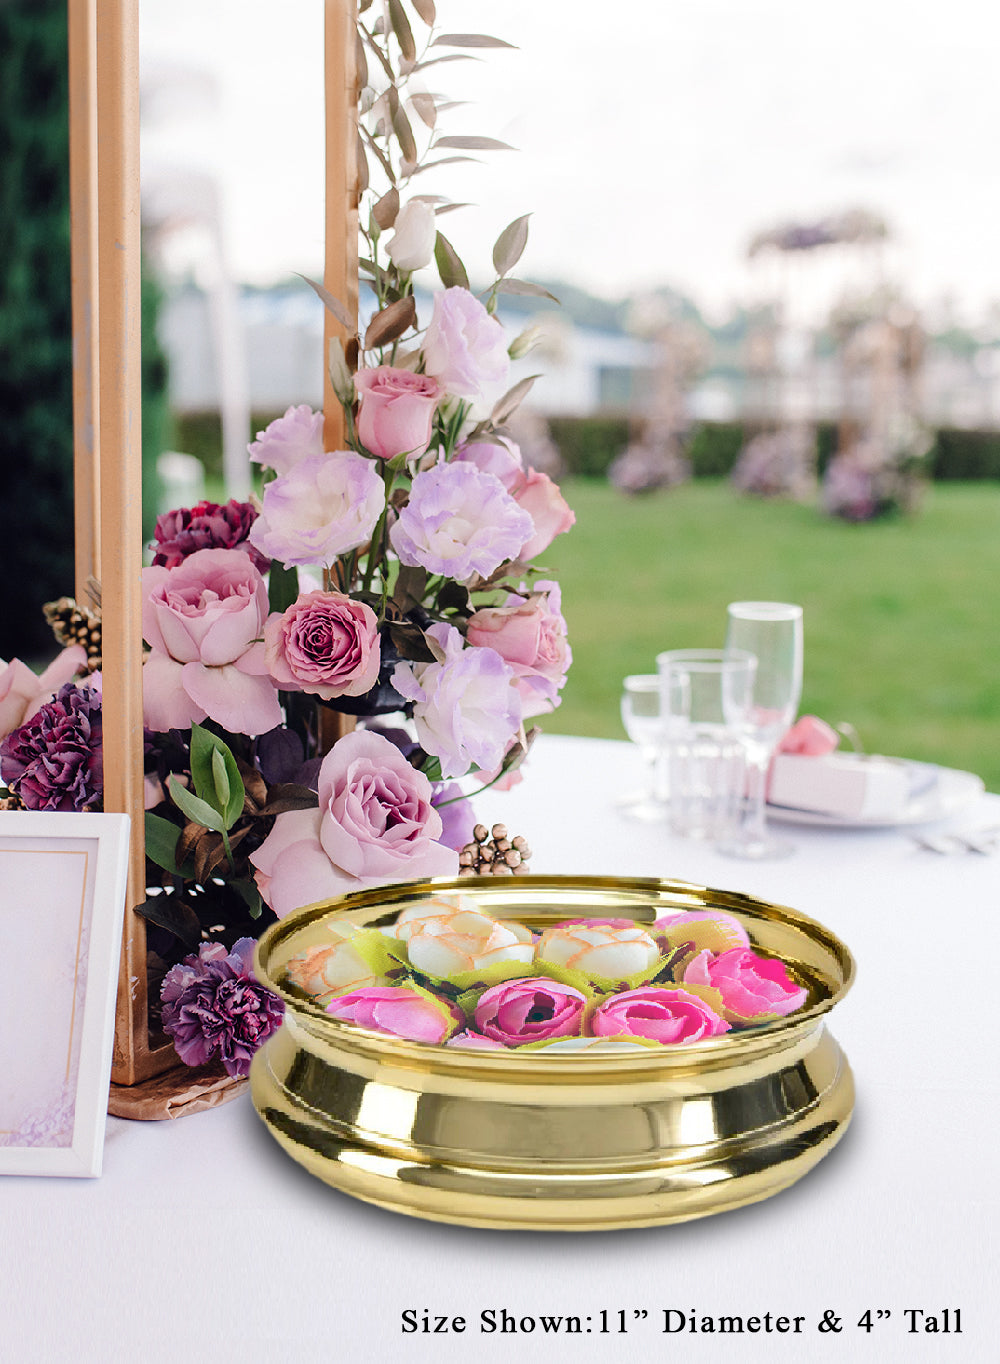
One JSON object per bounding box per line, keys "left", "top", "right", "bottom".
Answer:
{"left": 151, "top": 499, "right": 268, "bottom": 572}
{"left": 431, "top": 782, "right": 478, "bottom": 852}
{"left": 388, "top": 461, "right": 533, "bottom": 585}
{"left": 160, "top": 938, "right": 284, "bottom": 1079}
{"left": 248, "top": 403, "right": 324, "bottom": 475}
{"left": 0, "top": 683, "right": 102, "bottom": 811}
{"left": 249, "top": 451, "right": 385, "bottom": 568}
{"left": 392, "top": 623, "right": 521, "bottom": 779}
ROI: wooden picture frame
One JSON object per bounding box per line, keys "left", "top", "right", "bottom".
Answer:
{"left": 0, "top": 812, "right": 130, "bottom": 1176}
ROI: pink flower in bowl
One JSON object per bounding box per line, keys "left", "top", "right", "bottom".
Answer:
{"left": 473, "top": 977, "right": 587, "bottom": 1045}
{"left": 327, "top": 985, "right": 462, "bottom": 1044}
{"left": 141, "top": 548, "right": 281, "bottom": 736}
{"left": 683, "top": 948, "right": 808, "bottom": 1023}
{"left": 591, "top": 987, "right": 731, "bottom": 1045}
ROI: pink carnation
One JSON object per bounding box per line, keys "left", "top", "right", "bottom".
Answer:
{"left": 421, "top": 287, "right": 510, "bottom": 403}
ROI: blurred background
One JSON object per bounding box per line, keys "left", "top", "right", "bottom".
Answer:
{"left": 2, "top": 0, "right": 998, "bottom": 783}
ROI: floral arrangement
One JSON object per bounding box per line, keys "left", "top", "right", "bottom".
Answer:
{"left": 282, "top": 895, "right": 809, "bottom": 1050}
{"left": 0, "top": 4, "right": 576, "bottom": 1080}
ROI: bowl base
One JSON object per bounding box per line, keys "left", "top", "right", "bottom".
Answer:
{"left": 250, "top": 1029, "right": 854, "bottom": 1232}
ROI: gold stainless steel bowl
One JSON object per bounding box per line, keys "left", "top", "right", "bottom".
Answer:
{"left": 251, "top": 874, "right": 855, "bottom": 1231}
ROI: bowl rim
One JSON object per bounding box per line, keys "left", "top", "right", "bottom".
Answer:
{"left": 254, "top": 872, "right": 855, "bottom": 1070}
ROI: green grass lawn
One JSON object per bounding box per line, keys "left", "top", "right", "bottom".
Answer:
{"left": 539, "top": 480, "right": 1000, "bottom": 792}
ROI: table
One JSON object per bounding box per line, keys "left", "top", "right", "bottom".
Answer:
{"left": 3, "top": 735, "right": 997, "bottom": 1363}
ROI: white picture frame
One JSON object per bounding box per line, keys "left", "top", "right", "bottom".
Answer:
{"left": 0, "top": 811, "right": 130, "bottom": 1177}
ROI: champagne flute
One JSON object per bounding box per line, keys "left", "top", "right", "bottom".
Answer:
{"left": 718, "top": 601, "right": 803, "bottom": 859}
{"left": 619, "top": 674, "right": 668, "bottom": 821}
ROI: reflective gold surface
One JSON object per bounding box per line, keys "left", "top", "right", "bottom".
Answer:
{"left": 251, "top": 875, "right": 855, "bottom": 1230}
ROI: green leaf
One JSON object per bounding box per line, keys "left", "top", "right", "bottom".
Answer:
{"left": 372, "top": 186, "right": 399, "bottom": 230}
{"left": 229, "top": 877, "right": 264, "bottom": 921}
{"left": 492, "top": 214, "right": 530, "bottom": 277}
{"left": 189, "top": 724, "right": 245, "bottom": 828}
{"left": 434, "top": 231, "right": 470, "bottom": 290}
{"left": 388, "top": 0, "right": 416, "bottom": 61}
{"left": 391, "top": 102, "right": 418, "bottom": 165}
{"left": 268, "top": 558, "right": 299, "bottom": 615}
{"left": 167, "top": 776, "right": 227, "bottom": 835}
{"left": 409, "top": 155, "right": 481, "bottom": 178}
{"left": 144, "top": 811, "right": 183, "bottom": 874}
{"left": 495, "top": 277, "right": 560, "bottom": 303}
{"left": 432, "top": 33, "right": 517, "bottom": 49}
{"left": 134, "top": 893, "right": 202, "bottom": 952}
{"left": 408, "top": 91, "right": 437, "bottom": 130}
{"left": 297, "top": 273, "right": 355, "bottom": 330}
{"left": 364, "top": 295, "right": 417, "bottom": 350}
{"left": 491, "top": 374, "right": 541, "bottom": 425}
{"left": 435, "top": 135, "right": 515, "bottom": 152}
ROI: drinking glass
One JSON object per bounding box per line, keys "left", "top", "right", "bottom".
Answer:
{"left": 718, "top": 601, "right": 804, "bottom": 860}
{"left": 657, "top": 649, "right": 755, "bottom": 840}
{"left": 619, "top": 674, "right": 668, "bottom": 821}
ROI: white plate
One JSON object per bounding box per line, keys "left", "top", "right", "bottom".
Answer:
{"left": 767, "top": 760, "right": 986, "bottom": 828}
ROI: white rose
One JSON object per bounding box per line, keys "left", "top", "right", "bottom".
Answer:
{"left": 405, "top": 909, "right": 534, "bottom": 977}
{"left": 386, "top": 200, "right": 437, "bottom": 272}
{"left": 536, "top": 923, "right": 660, "bottom": 979}
{"left": 285, "top": 925, "right": 376, "bottom": 1003}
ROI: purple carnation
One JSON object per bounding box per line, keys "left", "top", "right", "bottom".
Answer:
{"left": 0, "top": 683, "right": 102, "bottom": 811}
{"left": 388, "top": 461, "right": 533, "bottom": 585}
{"left": 160, "top": 938, "right": 284, "bottom": 1079}
{"left": 152, "top": 499, "right": 269, "bottom": 572}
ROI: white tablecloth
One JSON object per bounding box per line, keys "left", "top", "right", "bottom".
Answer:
{"left": 4, "top": 736, "right": 997, "bottom": 1363}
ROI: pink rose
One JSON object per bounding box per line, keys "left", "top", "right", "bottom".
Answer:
{"left": 327, "top": 986, "right": 462, "bottom": 1044}
{"left": 0, "top": 645, "right": 88, "bottom": 741}
{"left": 510, "top": 468, "right": 575, "bottom": 560}
{"left": 466, "top": 580, "right": 571, "bottom": 717}
{"left": 249, "top": 729, "right": 457, "bottom": 916}
{"left": 355, "top": 366, "right": 442, "bottom": 461}
{"left": 591, "top": 987, "right": 731, "bottom": 1044}
{"left": 264, "top": 591, "right": 380, "bottom": 699}
{"left": 474, "top": 977, "right": 587, "bottom": 1045}
{"left": 683, "top": 948, "right": 808, "bottom": 1023}
{"left": 141, "top": 548, "right": 281, "bottom": 736}
{"left": 421, "top": 287, "right": 510, "bottom": 403}
{"left": 446, "top": 1030, "right": 508, "bottom": 1050}
{"left": 653, "top": 909, "right": 751, "bottom": 959}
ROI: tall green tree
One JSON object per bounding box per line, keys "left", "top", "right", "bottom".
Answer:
{"left": 0, "top": 0, "right": 169, "bottom": 661}
{"left": 0, "top": 0, "right": 75, "bottom": 659}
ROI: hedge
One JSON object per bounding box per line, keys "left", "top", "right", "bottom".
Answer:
{"left": 175, "top": 413, "right": 1000, "bottom": 486}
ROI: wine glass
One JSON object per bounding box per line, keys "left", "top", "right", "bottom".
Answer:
{"left": 718, "top": 601, "right": 803, "bottom": 859}
{"left": 619, "top": 674, "right": 668, "bottom": 821}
